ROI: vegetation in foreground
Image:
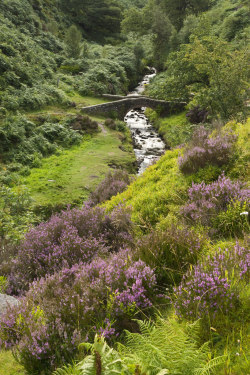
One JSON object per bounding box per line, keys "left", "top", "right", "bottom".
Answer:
{"left": 0, "top": 0, "right": 249, "bottom": 374}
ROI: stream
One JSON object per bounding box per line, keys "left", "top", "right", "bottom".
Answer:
{"left": 124, "top": 69, "right": 165, "bottom": 175}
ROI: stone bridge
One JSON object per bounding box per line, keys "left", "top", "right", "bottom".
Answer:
{"left": 81, "top": 96, "right": 186, "bottom": 120}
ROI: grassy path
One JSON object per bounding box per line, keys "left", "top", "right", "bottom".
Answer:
{"left": 20, "top": 127, "right": 136, "bottom": 209}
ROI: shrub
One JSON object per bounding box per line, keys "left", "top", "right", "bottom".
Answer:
{"left": 186, "top": 106, "right": 208, "bottom": 124}
{"left": 213, "top": 200, "right": 249, "bottom": 237}
{"left": 135, "top": 226, "right": 208, "bottom": 286}
{"left": 0, "top": 116, "right": 82, "bottom": 165}
{"left": 89, "top": 169, "right": 132, "bottom": 206}
{"left": 68, "top": 115, "right": 99, "bottom": 134}
{"left": 104, "top": 118, "right": 116, "bottom": 130}
{"left": 9, "top": 204, "right": 134, "bottom": 294}
{"left": 0, "top": 249, "right": 157, "bottom": 373}
{"left": 0, "top": 185, "right": 35, "bottom": 243}
{"left": 182, "top": 174, "right": 250, "bottom": 230}
{"left": 104, "top": 119, "right": 127, "bottom": 132}
{"left": 78, "top": 59, "right": 128, "bottom": 96}
{"left": 178, "top": 126, "right": 237, "bottom": 174}
{"left": 174, "top": 243, "right": 250, "bottom": 321}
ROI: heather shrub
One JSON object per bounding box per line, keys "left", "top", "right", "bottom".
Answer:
{"left": 9, "top": 204, "right": 134, "bottom": 294}
{"left": 135, "top": 226, "right": 208, "bottom": 286}
{"left": 182, "top": 174, "right": 250, "bottom": 230}
{"left": 0, "top": 249, "right": 157, "bottom": 373}
{"left": 104, "top": 118, "right": 127, "bottom": 132}
{"left": 174, "top": 243, "right": 250, "bottom": 321}
{"left": 178, "top": 126, "right": 237, "bottom": 174}
{"left": 68, "top": 115, "right": 99, "bottom": 135}
{"left": 88, "top": 169, "right": 132, "bottom": 206}
{"left": 104, "top": 118, "right": 116, "bottom": 130}
{"left": 186, "top": 106, "right": 208, "bottom": 124}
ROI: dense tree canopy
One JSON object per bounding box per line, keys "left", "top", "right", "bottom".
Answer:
{"left": 62, "top": 0, "right": 122, "bottom": 41}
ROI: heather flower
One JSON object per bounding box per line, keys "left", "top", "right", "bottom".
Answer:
{"left": 181, "top": 174, "right": 250, "bottom": 228}
{"left": 88, "top": 169, "right": 132, "bottom": 206}
{"left": 174, "top": 243, "right": 249, "bottom": 320}
{"left": 178, "top": 126, "right": 237, "bottom": 174}
{"left": 8, "top": 204, "right": 133, "bottom": 294}
{"left": 0, "top": 249, "right": 157, "bottom": 373}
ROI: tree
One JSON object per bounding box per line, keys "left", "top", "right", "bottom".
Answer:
{"left": 62, "top": 0, "right": 122, "bottom": 42}
{"left": 159, "top": 0, "right": 212, "bottom": 30}
{"left": 65, "top": 25, "right": 82, "bottom": 58}
{"left": 148, "top": 35, "right": 249, "bottom": 119}
{"left": 151, "top": 7, "right": 173, "bottom": 70}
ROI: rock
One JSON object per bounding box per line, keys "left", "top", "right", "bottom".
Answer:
{"left": 0, "top": 293, "right": 19, "bottom": 316}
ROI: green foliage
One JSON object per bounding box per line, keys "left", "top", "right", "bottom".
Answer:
{"left": 0, "top": 115, "right": 82, "bottom": 166}
{"left": 61, "top": 0, "right": 122, "bottom": 43}
{"left": 146, "top": 110, "right": 195, "bottom": 147}
{"left": 135, "top": 226, "right": 208, "bottom": 286}
{"left": 0, "top": 185, "right": 35, "bottom": 243}
{"left": 78, "top": 59, "right": 128, "bottom": 96}
{"left": 160, "top": 0, "right": 212, "bottom": 30}
{"left": 148, "top": 35, "right": 249, "bottom": 120}
{"left": 104, "top": 148, "right": 188, "bottom": 229}
{"left": 213, "top": 200, "right": 249, "bottom": 238}
{"left": 65, "top": 25, "right": 82, "bottom": 58}
{"left": 0, "top": 275, "right": 8, "bottom": 293}
{"left": 227, "top": 118, "right": 250, "bottom": 179}
{"left": 54, "top": 318, "right": 225, "bottom": 375}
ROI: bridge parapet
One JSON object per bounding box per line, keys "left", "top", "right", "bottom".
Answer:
{"left": 81, "top": 97, "right": 186, "bottom": 120}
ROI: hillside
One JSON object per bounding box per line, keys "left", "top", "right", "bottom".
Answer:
{"left": 0, "top": 0, "right": 249, "bottom": 374}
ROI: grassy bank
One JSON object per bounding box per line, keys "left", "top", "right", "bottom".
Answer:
{"left": 146, "top": 109, "right": 196, "bottom": 148}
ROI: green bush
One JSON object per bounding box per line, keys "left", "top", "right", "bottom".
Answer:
{"left": 213, "top": 200, "right": 249, "bottom": 238}
{"left": 135, "top": 226, "right": 208, "bottom": 286}
{"left": 0, "top": 185, "right": 36, "bottom": 243}
{"left": 68, "top": 115, "right": 99, "bottom": 134}
{"left": 0, "top": 115, "right": 82, "bottom": 166}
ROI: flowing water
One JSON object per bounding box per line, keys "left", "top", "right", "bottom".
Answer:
{"left": 124, "top": 69, "right": 165, "bottom": 175}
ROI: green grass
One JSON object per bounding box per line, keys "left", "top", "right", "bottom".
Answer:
{"left": 20, "top": 127, "right": 136, "bottom": 210}
{"left": 146, "top": 110, "right": 195, "bottom": 148}
{"left": 26, "top": 93, "right": 112, "bottom": 117}
{"left": 0, "top": 351, "right": 26, "bottom": 375}
{"left": 104, "top": 148, "right": 188, "bottom": 230}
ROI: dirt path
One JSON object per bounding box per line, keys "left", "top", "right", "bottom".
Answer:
{"left": 98, "top": 123, "right": 107, "bottom": 135}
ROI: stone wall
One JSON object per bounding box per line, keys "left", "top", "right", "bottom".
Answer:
{"left": 81, "top": 97, "right": 186, "bottom": 120}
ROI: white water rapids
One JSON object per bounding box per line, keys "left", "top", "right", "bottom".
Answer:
{"left": 124, "top": 69, "right": 165, "bottom": 175}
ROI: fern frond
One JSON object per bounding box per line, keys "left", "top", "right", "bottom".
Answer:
{"left": 194, "top": 355, "right": 226, "bottom": 375}
{"left": 134, "top": 318, "right": 155, "bottom": 336}
{"left": 53, "top": 363, "right": 81, "bottom": 375}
